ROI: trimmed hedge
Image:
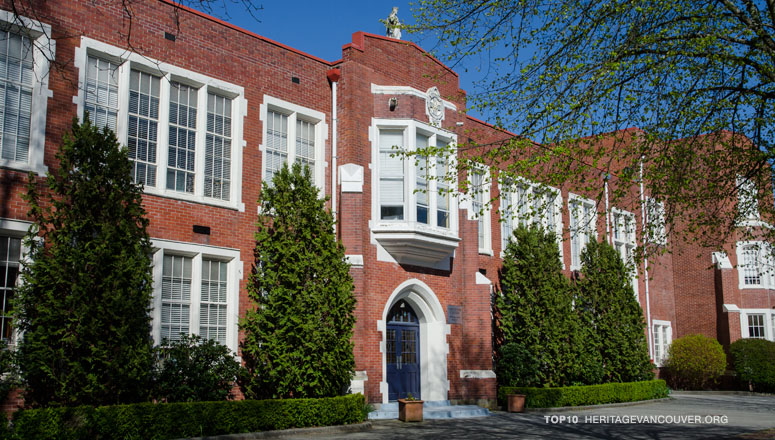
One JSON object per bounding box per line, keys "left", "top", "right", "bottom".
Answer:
{"left": 6, "top": 393, "right": 365, "bottom": 440}
{"left": 730, "top": 338, "right": 775, "bottom": 392}
{"left": 498, "top": 380, "right": 669, "bottom": 408}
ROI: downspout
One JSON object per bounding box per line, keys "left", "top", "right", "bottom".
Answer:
{"left": 639, "top": 158, "right": 654, "bottom": 361}
{"left": 604, "top": 174, "right": 611, "bottom": 244}
{"left": 327, "top": 68, "right": 341, "bottom": 235}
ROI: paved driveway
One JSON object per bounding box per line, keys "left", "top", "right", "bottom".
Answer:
{"left": 287, "top": 393, "right": 775, "bottom": 439}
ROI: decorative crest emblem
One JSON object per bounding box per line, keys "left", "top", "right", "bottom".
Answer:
{"left": 426, "top": 86, "right": 444, "bottom": 126}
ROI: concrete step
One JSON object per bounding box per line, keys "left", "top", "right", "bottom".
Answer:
{"left": 368, "top": 400, "right": 490, "bottom": 420}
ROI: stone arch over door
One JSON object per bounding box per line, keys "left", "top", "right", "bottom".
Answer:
{"left": 378, "top": 279, "right": 449, "bottom": 403}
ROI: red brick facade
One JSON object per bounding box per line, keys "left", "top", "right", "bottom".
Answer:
{"left": 0, "top": 0, "right": 772, "bottom": 409}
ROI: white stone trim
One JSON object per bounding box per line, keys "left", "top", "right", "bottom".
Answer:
{"left": 150, "top": 239, "right": 243, "bottom": 353}
{"left": 465, "top": 164, "right": 492, "bottom": 255}
{"left": 712, "top": 252, "right": 733, "bottom": 270}
{"left": 73, "top": 37, "right": 246, "bottom": 211}
{"left": 459, "top": 370, "right": 496, "bottom": 379}
{"left": 339, "top": 163, "right": 364, "bottom": 193}
{"left": 371, "top": 84, "right": 457, "bottom": 111}
{"left": 259, "top": 94, "right": 328, "bottom": 194}
{"left": 723, "top": 304, "right": 740, "bottom": 313}
{"left": 345, "top": 254, "right": 364, "bottom": 267}
{"left": 0, "top": 9, "right": 54, "bottom": 176}
{"left": 377, "top": 279, "right": 449, "bottom": 403}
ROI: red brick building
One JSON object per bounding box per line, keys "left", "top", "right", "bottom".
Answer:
{"left": 0, "top": 0, "right": 772, "bottom": 409}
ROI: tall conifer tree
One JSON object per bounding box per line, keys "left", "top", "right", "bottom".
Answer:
{"left": 240, "top": 163, "right": 356, "bottom": 399}
{"left": 577, "top": 240, "right": 653, "bottom": 383}
{"left": 16, "top": 118, "right": 154, "bottom": 407}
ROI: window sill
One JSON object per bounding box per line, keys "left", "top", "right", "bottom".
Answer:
{"left": 143, "top": 186, "right": 245, "bottom": 212}
{"left": 737, "top": 218, "right": 773, "bottom": 229}
{"left": 372, "top": 221, "right": 460, "bottom": 267}
{"left": 0, "top": 160, "right": 48, "bottom": 177}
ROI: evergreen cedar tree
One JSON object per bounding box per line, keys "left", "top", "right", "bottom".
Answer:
{"left": 497, "top": 225, "right": 652, "bottom": 387}
{"left": 15, "top": 118, "right": 154, "bottom": 407}
{"left": 577, "top": 239, "right": 653, "bottom": 383}
{"left": 240, "top": 163, "right": 356, "bottom": 399}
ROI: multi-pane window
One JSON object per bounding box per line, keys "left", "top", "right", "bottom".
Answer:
{"left": 127, "top": 69, "right": 160, "bottom": 187}
{"left": 373, "top": 120, "right": 457, "bottom": 245}
{"left": 500, "top": 178, "right": 562, "bottom": 254}
{"left": 295, "top": 119, "right": 315, "bottom": 178}
{"left": 205, "top": 93, "right": 232, "bottom": 200}
{"left": 261, "top": 98, "right": 323, "bottom": 190}
{"left": 160, "top": 254, "right": 192, "bottom": 343}
{"left": 612, "top": 209, "right": 636, "bottom": 270}
{"left": 471, "top": 167, "right": 490, "bottom": 252}
{"left": 265, "top": 110, "right": 288, "bottom": 187}
{"left": 167, "top": 82, "right": 197, "bottom": 193}
{"left": 748, "top": 314, "right": 765, "bottom": 339}
{"left": 80, "top": 43, "right": 243, "bottom": 208}
{"left": 652, "top": 322, "right": 671, "bottom": 367}
{"left": 379, "top": 129, "right": 405, "bottom": 220}
{"left": 569, "top": 195, "right": 596, "bottom": 269}
{"left": 737, "top": 176, "right": 759, "bottom": 220}
{"left": 645, "top": 197, "right": 667, "bottom": 246}
{"left": 200, "top": 259, "right": 227, "bottom": 344}
{"left": 0, "top": 30, "right": 33, "bottom": 164}
{"left": 416, "top": 134, "right": 429, "bottom": 224}
{"left": 85, "top": 55, "right": 119, "bottom": 132}
{"left": 152, "top": 242, "right": 238, "bottom": 351}
{"left": 737, "top": 242, "right": 774, "bottom": 289}
{"left": 0, "top": 235, "right": 21, "bottom": 342}
{"left": 436, "top": 151, "right": 450, "bottom": 228}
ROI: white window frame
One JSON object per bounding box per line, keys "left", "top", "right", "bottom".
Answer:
{"left": 0, "top": 218, "right": 33, "bottom": 346}
{"left": 73, "top": 37, "right": 246, "bottom": 211}
{"left": 467, "top": 164, "right": 492, "bottom": 255}
{"left": 736, "top": 241, "right": 775, "bottom": 289}
{"left": 499, "top": 177, "right": 563, "bottom": 261}
{"left": 150, "top": 239, "right": 242, "bottom": 353}
{"left": 737, "top": 175, "right": 759, "bottom": 221}
{"left": 568, "top": 193, "right": 597, "bottom": 270}
{"left": 370, "top": 118, "right": 459, "bottom": 234}
{"left": 652, "top": 320, "right": 672, "bottom": 367}
{"left": 611, "top": 207, "right": 638, "bottom": 295}
{"left": 645, "top": 196, "right": 667, "bottom": 246}
{"left": 0, "top": 9, "right": 53, "bottom": 176}
{"left": 740, "top": 309, "right": 775, "bottom": 341}
{"left": 259, "top": 95, "right": 327, "bottom": 192}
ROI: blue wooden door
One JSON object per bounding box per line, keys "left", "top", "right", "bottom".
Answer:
{"left": 386, "top": 300, "right": 420, "bottom": 401}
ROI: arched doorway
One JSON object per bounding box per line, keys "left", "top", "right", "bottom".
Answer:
{"left": 378, "top": 279, "right": 449, "bottom": 403}
{"left": 386, "top": 300, "right": 420, "bottom": 400}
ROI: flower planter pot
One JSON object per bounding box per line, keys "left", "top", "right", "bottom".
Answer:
{"left": 507, "top": 394, "right": 526, "bottom": 413}
{"left": 398, "top": 398, "right": 424, "bottom": 422}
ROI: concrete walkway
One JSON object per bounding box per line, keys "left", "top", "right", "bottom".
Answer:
{"left": 275, "top": 392, "right": 775, "bottom": 439}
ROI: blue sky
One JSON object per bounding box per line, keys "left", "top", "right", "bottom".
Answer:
{"left": 213, "top": 1, "right": 483, "bottom": 119}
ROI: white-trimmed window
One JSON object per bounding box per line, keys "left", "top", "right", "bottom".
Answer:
{"left": 499, "top": 177, "right": 562, "bottom": 256}
{"left": 75, "top": 37, "right": 246, "bottom": 211}
{"left": 372, "top": 119, "right": 457, "bottom": 230}
{"left": 0, "top": 218, "right": 31, "bottom": 345}
{"left": 652, "top": 320, "right": 672, "bottom": 367}
{"left": 151, "top": 239, "right": 242, "bottom": 352}
{"left": 737, "top": 176, "right": 759, "bottom": 220}
{"left": 645, "top": 196, "right": 667, "bottom": 246}
{"left": 260, "top": 95, "right": 326, "bottom": 190}
{"left": 568, "top": 194, "right": 597, "bottom": 270}
{"left": 740, "top": 309, "right": 775, "bottom": 341}
{"left": 736, "top": 241, "right": 774, "bottom": 289}
{"left": 0, "top": 10, "right": 53, "bottom": 176}
{"left": 612, "top": 208, "right": 636, "bottom": 269}
{"left": 470, "top": 166, "right": 492, "bottom": 255}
